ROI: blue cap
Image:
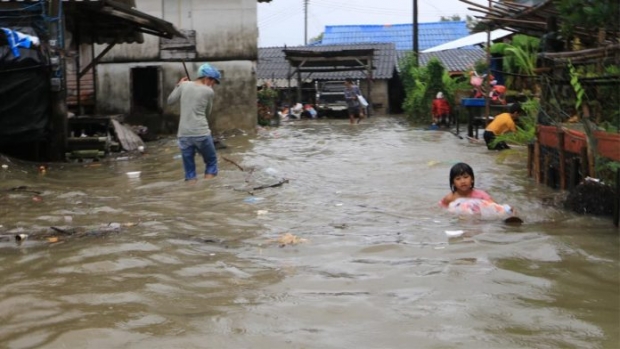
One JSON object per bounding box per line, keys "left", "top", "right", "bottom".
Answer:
{"left": 197, "top": 63, "right": 221, "bottom": 84}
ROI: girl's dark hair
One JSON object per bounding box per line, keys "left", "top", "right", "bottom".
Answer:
{"left": 449, "top": 162, "right": 475, "bottom": 192}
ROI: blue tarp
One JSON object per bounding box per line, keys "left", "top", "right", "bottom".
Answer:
{"left": 1, "top": 27, "right": 39, "bottom": 58}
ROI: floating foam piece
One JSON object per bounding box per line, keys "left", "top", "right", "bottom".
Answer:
{"left": 445, "top": 230, "right": 465, "bottom": 237}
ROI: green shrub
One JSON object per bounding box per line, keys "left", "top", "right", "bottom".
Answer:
{"left": 400, "top": 55, "right": 469, "bottom": 124}
{"left": 491, "top": 98, "right": 539, "bottom": 146}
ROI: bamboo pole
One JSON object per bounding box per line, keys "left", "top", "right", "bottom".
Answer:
{"left": 484, "top": 0, "right": 492, "bottom": 127}
{"left": 558, "top": 131, "right": 566, "bottom": 189}
{"left": 483, "top": 16, "right": 547, "bottom": 25}
{"left": 534, "top": 139, "right": 541, "bottom": 183}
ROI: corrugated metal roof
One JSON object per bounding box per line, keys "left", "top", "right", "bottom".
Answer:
{"left": 422, "top": 29, "right": 513, "bottom": 52}
{"left": 258, "top": 43, "right": 397, "bottom": 87}
{"left": 396, "top": 48, "right": 486, "bottom": 73}
{"left": 320, "top": 21, "right": 470, "bottom": 51}
{"left": 0, "top": 0, "right": 183, "bottom": 44}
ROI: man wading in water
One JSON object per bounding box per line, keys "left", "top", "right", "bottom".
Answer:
{"left": 167, "top": 63, "right": 221, "bottom": 182}
{"left": 343, "top": 78, "right": 364, "bottom": 124}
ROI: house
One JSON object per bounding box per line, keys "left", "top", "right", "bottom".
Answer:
{"left": 319, "top": 21, "right": 470, "bottom": 51}
{"left": 1, "top": 0, "right": 269, "bottom": 161}
{"left": 0, "top": 0, "right": 182, "bottom": 160}
{"left": 94, "top": 0, "right": 264, "bottom": 136}
{"left": 317, "top": 21, "right": 496, "bottom": 77}
{"left": 257, "top": 43, "right": 401, "bottom": 115}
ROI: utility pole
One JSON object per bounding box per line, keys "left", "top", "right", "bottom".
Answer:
{"left": 304, "top": 0, "right": 309, "bottom": 45}
{"left": 412, "top": 0, "right": 418, "bottom": 66}
{"left": 485, "top": 0, "right": 492, "bottom": 125}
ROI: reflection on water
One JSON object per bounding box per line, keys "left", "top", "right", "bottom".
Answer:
{"left": 0, "top": 117, "right": 618, "bottom": 349}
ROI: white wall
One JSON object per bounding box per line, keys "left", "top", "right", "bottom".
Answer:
{"left": 94, "top": 0, "right": 258, "bottom": 134}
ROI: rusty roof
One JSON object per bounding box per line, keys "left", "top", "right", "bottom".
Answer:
{"left": 0, "top": 0, "right": 184, "bottom": 44}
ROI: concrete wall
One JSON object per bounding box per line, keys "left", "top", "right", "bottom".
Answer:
{"left": 359, "top": 80, "right": 389, "bottom": 115}
{"left": 94, "top": 0, "right": 258, "bottom": 135}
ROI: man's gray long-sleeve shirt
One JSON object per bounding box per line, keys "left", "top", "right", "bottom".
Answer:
{"left": 167, "top": 81, "right": 214, "bottom": 137}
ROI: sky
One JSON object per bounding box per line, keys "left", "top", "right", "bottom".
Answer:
{"left": 257, "top": 0, "right": 490, "bottom": 47}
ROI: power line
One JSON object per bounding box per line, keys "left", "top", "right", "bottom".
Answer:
{"left": 258, "top": 2, "right": 303, "bottom": 26}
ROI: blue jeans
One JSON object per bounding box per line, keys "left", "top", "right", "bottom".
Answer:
{"left": 178, "top": 136, "right": 218, "bottom": 180}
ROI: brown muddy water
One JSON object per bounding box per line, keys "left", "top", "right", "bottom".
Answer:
{"left": 0, "top": 117, "right": 618, "bottom": 349}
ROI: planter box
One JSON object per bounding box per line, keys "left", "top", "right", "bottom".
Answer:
{"left": 538, "top": 125, "right": 620, "bottom": 161}
{"left": 538, "top": 125, "right": 587, "bottom": 154}
{"left": 538, "top": 125, "right": 560, "bottom": 148}
{"left": 594, "top": 131, "right": 620, "bottom": 162}
{"left": 564, "top": 129, "right": 587, "bottom": 154}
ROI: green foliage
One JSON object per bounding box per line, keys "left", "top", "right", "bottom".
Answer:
{"left": 492, "top": 98, "right": 539, "bottom": 146}
{"left": 473, "top": 59, "right": 488, "bottom": 75}
{"left": 401, "top": 56, "right": 436, "bottom": 123}
{"left": 555, "top": 0, "right": 619, "bottom": 44}
{"left": 501, "top": 35, "right": 540, "bottom": 77}
{"left": 442, "top": 72, "right": 470, "bottom": 110}
{"left": 257, "top": 87, "right": 278, "bottom": 106}
{"left": 595, "top": 157, "right": 620, "bottom": 185}
{"left": 598, "top": 64, "right": 620, "bottom": 129}
{"left": 400, "top": 55, "right": 470, "bottom": 124}
{"left": 426, "top": 58, "right": 445, "bottom": 98}
{"left": 567, "top": 61, "right": 586, "bottom": 110}
{"left": 309, "top": 32, "right": 324, "bottom": 44}
{"left": 257, "top": 87, "right": 278, "bottom": 126}
{"left": 440, "top": 15, "right": 462, "bottom": 22}
{"left": 490, "top": 43, "right": 509, "bottom": 55}
{"left": 489, "top": 35, "right": 540, "bottom": 91}
{"left": 465, "top": 14, "right": 479, "bottom": 32}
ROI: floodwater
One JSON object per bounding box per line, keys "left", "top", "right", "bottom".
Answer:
{"left": 0, "top": 116, "right": 618, "bottom": 349}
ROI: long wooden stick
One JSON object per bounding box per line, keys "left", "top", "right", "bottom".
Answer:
{"left": 222, "top": 156, "right": 244, "bottom": 171}
{"left": 182, "top": 60, "right": 191, "bottom": 80}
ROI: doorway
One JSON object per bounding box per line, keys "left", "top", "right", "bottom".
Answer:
{"left": 131, "top": 66, "right": 160, "bottom": 114}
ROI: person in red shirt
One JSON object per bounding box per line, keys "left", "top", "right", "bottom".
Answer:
{"left": 431, "top": 91, "right": 451, "bottom": 126}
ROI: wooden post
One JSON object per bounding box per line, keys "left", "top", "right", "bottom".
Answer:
{"left": 296, "top": 69, "right": 302, "bottom": 104}
{"left": 580, "top": 147, "right": 589, "bottom": 178}
{"left": 614, "top": 168, "right": 619, "bottom": 228}
{"left": 527, "top": 143, "right": 534, "bottom": 177}
{"left": 543, "top": 154, "right": 551, "bottom": 187}
{"left": 558, "top": 131, "right": 566, "bottom": 189}
{"left": 48, "top": 0, "right": 67, "bottom": 161}
{"left": 534, "top": 127, "right": 541, "bottom": 183}
{"left": 569, "top": 157, "right": 579, "bottom": 189}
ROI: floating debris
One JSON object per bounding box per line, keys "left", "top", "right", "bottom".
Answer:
{"left": 274, "top": 233, "right": 308, "bottom": 247}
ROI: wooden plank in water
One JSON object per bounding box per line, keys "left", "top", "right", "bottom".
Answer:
{"left": 111, "top": 119, "right": 144, "bottom": 152}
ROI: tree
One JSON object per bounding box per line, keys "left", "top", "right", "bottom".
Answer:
{"left": 490, "top": 34, "right": 540, "bottom": 92}
{"left": 440, "top": 15, "right": 462, "bottom": 22}
{"left": 400, "top": 55, "right": 469, "bottom": 123}
{"left": 309, "top": 32, "right": 323, "bottom": 44}
{"left": 555, "top": 0, "right": 619, "bottom": 46}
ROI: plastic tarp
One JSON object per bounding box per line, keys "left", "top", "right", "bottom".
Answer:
{"left": 0, "top": 27, "right": 50, "bottom": 143}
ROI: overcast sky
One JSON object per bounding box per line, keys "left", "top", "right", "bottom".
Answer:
{"left": 257, "top": 0, "right": 489, "bottom": 47}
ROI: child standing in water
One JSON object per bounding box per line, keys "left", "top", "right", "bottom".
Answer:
{"left": 440, "top": 162, "right": 492, "bottom": 207}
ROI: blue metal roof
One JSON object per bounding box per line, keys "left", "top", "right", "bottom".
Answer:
{"left": 320, "top": 21, "right": 470, "bottom": 51}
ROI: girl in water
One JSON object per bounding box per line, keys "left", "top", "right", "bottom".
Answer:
{"left": 440, "top": 162, "right": 519, "bottom": 221}
{"left": 440, "top": 162, "right": 492, "bottom": 207}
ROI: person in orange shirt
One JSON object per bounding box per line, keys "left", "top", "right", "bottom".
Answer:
{"left": 483, "top": 102, "right": 524, "bottom": 150}
{"left": 431, "top": 91, "right": 451, "bottom": 126}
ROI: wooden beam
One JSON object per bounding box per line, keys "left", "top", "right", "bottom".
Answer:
{"left": 484, "top": 16, "right": 547, "bottom": 26}
{"left": 79, "top": 42, "right": 116, "bottom": 79}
